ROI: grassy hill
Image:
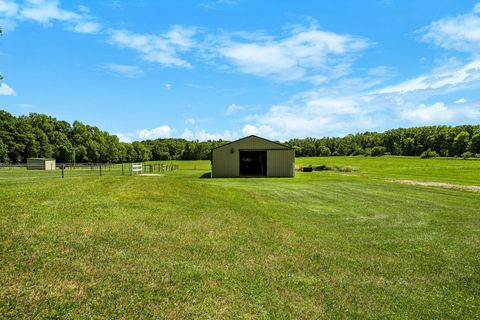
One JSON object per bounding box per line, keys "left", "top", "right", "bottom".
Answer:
{"left": 1, "top": 157, "right": 479, "bottom": 319}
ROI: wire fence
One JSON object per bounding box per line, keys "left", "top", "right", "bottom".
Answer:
{"left": 0, "top": 162, "right": 188, "bottom": 180}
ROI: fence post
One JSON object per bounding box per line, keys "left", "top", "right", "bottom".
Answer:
{"left": 99, "top": 165, "right": 102, "bottom": 176}
{"left": 122, "top": 163, "right": 124, "bottom": 176}
{"left": 61, "top": 165, "right": 64, "bottom": 178}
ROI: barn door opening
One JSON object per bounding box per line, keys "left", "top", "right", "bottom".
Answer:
{"left": 239, "top": 151, "right": 267, "bottom": 176}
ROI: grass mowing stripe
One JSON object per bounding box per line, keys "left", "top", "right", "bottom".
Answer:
{"left": 0, "top": 157, "right": 479, "bottom": 319}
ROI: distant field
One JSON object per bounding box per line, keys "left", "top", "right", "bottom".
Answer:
{"left": 1, "top": 157, "right": 479, "bottom": 319}
{"left": 297, "top": 156, "right": 480, "bottom": 185}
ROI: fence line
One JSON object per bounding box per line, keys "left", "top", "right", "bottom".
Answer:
{"left": 0, "top": 162, "right": 180, "bottom": 180}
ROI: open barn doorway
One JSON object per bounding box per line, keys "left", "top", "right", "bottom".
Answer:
{"left": 239, "top": 150, "right": 267, "bottom": 176}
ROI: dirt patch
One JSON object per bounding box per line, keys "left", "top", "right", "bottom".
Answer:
{"left": 386, "top": 179, "right": 480, "bottom": 192}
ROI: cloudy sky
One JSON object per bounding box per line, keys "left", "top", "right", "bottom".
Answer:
{"left": 1, "top": 0, "right": 480, "bottom": 141}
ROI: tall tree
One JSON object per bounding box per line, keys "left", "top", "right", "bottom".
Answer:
{"left": 469, "top": 132, "right": 480, "bottom": 154}
{"left": 453, "top": 131, "right": 470, "bottom": 156}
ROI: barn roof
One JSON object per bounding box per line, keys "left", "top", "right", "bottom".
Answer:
{"left": 212, "top": 135, "right": 293, "bottom": 150}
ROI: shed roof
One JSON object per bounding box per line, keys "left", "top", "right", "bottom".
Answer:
{"left": 212, "top": 135, "right": 292, "bottom": 150}
{"left": 27, "top": 158, "right": 55, "bottom": 161}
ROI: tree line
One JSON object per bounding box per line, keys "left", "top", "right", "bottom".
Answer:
{"left": 0, "top": 110, "right": 228, "bottom": 163}
{"left": 0, "top": 110, "right": 479, "bottom": 163}
{"left": 286, "top": 125, "right": 480, "bottom": 158}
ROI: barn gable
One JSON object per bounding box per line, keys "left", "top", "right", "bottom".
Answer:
{"left": 212, "top": 135, "right": 292, "bottom": 151}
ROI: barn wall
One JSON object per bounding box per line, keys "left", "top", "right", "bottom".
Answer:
{"left": 267, "top": 149, "right": 295, "bottom": 177}
{"left": 212, "top": 148, "right": 237, "bottom": 177}
{"left": 212, "top": 136, "right": 294, "bottom": 178}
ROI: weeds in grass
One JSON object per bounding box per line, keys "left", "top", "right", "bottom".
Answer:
{"left": 327, "top": 165, "right": 356, "bottom": 172}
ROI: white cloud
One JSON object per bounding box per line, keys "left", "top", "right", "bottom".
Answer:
{"left": 114, "top": 133, "right": 132, "bottom": 143}
{"left": 420, "top": 3, "right": 480, "bottom": 52}
{"left": 242, "top": 124, "right": 259, "bottom": 136}
{"left": 375, "top": 59, "right": 480, "bottom": 94}
{"left": 21, "top": 0, "right": 81, "bottom": 24}
{"left": 240, "top": 99, "right": 372, "bottom": 141}
{"left": 180, "top": 129, "right": 193, "bottom": 139}
{"left": 185, "top": 118, "right": 196, "bottom": 125}
{"left": 181, "top": 128, "right": 236, "bottom": 141}
{"left": 116, "top": 125, "right": 172, "bottom": 142}
{"left": 225, "top": 103, "right": 244, "bottom": 115}
{"left": 0, "top": 0, "right": 19, "bottom": 29}
{"left": 72, "top": 21, "right": 101, "bottom": 34}
{"left": 0, "top": 0, "right": 19, "bottom": 17}
{"left": 108, "top": 26, "right": 198, "bottom": 67}
{"left": 102, "top": 63, "right": 144, "bottom": 77}
{"left": 0, "top": 83, "right": 16, "bottom": 95}
{"left": 237, "top": 52, "right": 480, "bottom": 140}
{"left": 399, "top": 102, "right": 480, "bottom": 124}
{"left": 455, "top": 98, "right": 467, "bottom": 104}
{"left": 138, "top": 126, "right": 172, "bottom": 139}
{"left": 164, "top": 83, "right": 172, "bottom": 90}
{"left": 0, "top": 0, "right": 102, "bottom": 34}
{"left": 399, "top": 102, "right": 453, "bottom": 123}
{"left": 214, "top": 24, "right": 369, "bottom": 82}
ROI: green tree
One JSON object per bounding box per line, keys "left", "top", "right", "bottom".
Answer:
{"left": 403, "top": 137, "right": 416, "bottom": 156}
{"left": 371, "top": 146, "right": 387, "bottom": 157}
{"left": 453, "top": 131, "right": 470, "bottom": 156}
{"left": 470, "top": 133, "right": 480, "bottom": 154}
{"left": 51, "top": 131, "right": 73, "bottom": 162}
{"left": 0, "top": 138, "right": 8, "bottom": 162}
{"left": 124, "top": 143, "right": 137, "bottom": 162}
{"left": 132, "top": 142, "right": 151, "bottom": 162}
{"left": 319, "top": 146, "right": 331, "bottom": 156}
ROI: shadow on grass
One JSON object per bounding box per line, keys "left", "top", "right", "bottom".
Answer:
{"left": 199, "top": 172, "right": 211, "bottom": 179}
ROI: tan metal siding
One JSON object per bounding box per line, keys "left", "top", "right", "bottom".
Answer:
{"left": 212, "top": 136, "right": 294, "bottom": 178}
{"left": 212, "top": 148, "right": 237, "bottom": 177}
{"left": 267, "top": 149, "right": 295, "bottom": 177}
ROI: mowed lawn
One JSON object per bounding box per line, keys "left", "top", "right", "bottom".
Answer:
{"left": 0, "top": 157, "right": 479, "bottom": 319}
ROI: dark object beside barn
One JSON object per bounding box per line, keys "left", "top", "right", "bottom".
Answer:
{"left": 299, "top": 165, "right": 326, "bottom": 172}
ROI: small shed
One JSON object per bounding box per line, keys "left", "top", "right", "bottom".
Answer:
{"left": 27, "top": 158, "right": 56, "bottom": 170}
{"left": 211, "top": 135, "right": 295, "bottom": 178}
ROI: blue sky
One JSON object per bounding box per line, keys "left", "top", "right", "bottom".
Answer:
{"left": 1, "top": 0, "right": 480, "bottom": 141}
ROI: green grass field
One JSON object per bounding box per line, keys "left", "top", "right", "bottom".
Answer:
{"left": 1, "top": 157, "right": 479, "bottom": 319}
